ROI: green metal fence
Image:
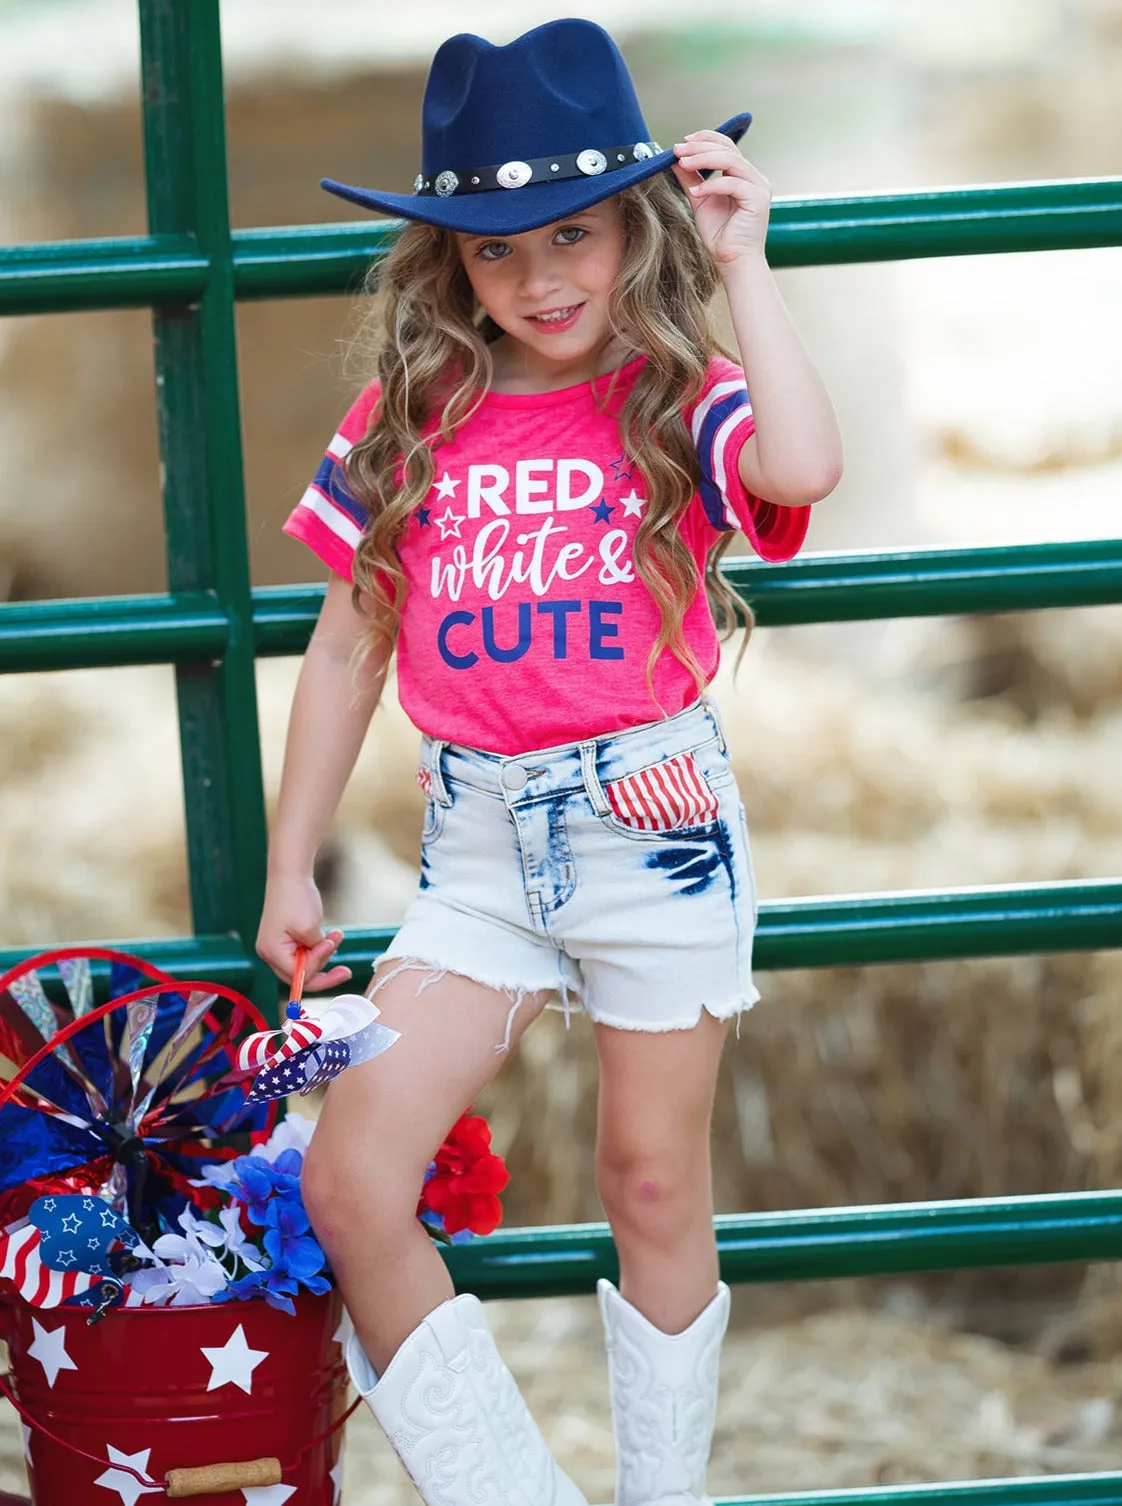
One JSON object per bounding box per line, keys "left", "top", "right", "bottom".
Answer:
{"left": 2, "top": 5, "right": 1121, "bottom": 1502}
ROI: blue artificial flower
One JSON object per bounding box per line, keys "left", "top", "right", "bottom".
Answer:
{"left": 214, "top": 1263, "right": 310, "bottom": 1316}
{"left": 264, "top": 1199, "right": 328, "bottom": 1285}
{"left": 226, "top": 1152, "right": 302, "bottom": 1225}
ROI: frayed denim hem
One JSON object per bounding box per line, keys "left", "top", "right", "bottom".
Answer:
{"left": 366, "top": 954, "right": 579, "bottom": 1053}
{"left": 574, "top": 988, "right": 760, "bottom": 1039}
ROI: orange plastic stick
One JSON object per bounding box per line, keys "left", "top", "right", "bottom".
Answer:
{"left": 290, "top": 945, "right": 308, "bottom": 1007}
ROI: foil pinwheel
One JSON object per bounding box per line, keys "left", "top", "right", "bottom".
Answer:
{"left": 0, "top": 946, "right": 276, "bottom": 1248}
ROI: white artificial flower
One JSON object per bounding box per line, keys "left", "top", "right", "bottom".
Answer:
{"left": 153, "top": 1206, "right": 225, "bottom": 1263}
{"left": 130, "top": 1249, "right": 228, "bottom": 1306}
{"left": 191, "top": 1160, "right": 240, "bottom": 1191}
{"left": 258, "top": 1113, "right": 316, "bottom": 1162}
{"left": 217, "top": 1204, "right": 265, "bottom": 1271}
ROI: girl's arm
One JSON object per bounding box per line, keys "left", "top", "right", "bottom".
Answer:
{"left": 256, "top": 572, "right": 392, "bottom": 990}
{"left": 673, "top": 132, "right": 844, "bottom": 508}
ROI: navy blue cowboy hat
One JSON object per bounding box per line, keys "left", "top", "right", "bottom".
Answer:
{"left": 321, "top": 17, "right": 751, "bottom": 236}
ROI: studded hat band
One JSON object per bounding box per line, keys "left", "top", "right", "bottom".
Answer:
{"left": 413, "top": 140, "right": 663, "bottom": 198}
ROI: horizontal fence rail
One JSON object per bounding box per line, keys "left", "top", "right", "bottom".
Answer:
{"left": 4, "top": 538, "right": 1122, "bottom": 673}
{"left": 707, "top": 1476, "right": 1122, "bottom": 1506}
{"left": 3, "top": 879, "right": 1118, "bottom": 990}
{"left": 442, "top": 1191, "right": 1122, "bottom": 1299}
{"left": 2, "top": 178, "right": 1121, "bottom": 316}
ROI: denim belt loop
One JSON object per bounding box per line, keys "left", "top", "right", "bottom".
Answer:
{"left": 427, "top": 738, "right": 454, "bottom": 807}
{"left": 704, "top": 695, "right": 729, "bottom": 755}
{"left": 580, "top": 741, "right": 612, "bottom": 816}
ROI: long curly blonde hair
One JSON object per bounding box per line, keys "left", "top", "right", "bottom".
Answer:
{"left": 344, "top": 173, "right": 751, "bottom": 696}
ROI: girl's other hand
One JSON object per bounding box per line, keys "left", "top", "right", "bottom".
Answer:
{"left": 671, "top": 130, "right": 771, "bottom": 267}
{"left": 256, "top": 872, "right": 352, "bottom": 992}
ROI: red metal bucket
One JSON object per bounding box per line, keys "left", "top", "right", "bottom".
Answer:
{"left": 3, "top": 1289, "right": 349, "bottom": 1503}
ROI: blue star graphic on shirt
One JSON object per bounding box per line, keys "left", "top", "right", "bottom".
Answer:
{"left": 590, "top": 498, "right": 615, "bottom": 525}
{"left": 609, "top": 452, "right": 633, "bottom": 482}
{"left": 416, "top": 504, "right": 432, "bottom": 528}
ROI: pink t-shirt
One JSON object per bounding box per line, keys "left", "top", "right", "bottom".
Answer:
{"left": 284, "top": 354, "right": 809, "bottom": 755}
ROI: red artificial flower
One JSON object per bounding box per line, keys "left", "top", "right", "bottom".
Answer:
{"left": 418, "top": 1110, "right": 510, "bottom": 1237}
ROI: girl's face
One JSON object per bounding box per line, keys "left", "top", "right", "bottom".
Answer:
{"left": 456, "top": 200, "right": 625, "bottom": 373}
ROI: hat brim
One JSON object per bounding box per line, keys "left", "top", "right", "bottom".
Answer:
{"left": 321, "top": 113, "right": 751, "bottom": 236}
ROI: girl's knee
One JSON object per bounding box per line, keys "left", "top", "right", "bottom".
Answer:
{"left": 594, "top": 1146, "right": 706, "bottom": 1247}
{"left": 301, "top": 1136, "right": 422, "bottom": 1241}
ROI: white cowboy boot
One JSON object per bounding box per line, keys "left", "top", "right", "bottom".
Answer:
{"left": 598, "top": 1279, "right": 731, "bottom": 1506}
{"left": 346, "top": 1293, "right": 588, "bottom": 1506}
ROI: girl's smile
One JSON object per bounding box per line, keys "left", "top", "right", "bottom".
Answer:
{"left": 524, "top": 302, "right": 585, "bottom": 333}
{"left": 456, "top": 202, "right": 628, "bottom": 388}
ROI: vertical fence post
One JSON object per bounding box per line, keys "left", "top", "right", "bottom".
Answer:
{"left": 137, "top": 0, "right": 273, "bottom": 1013}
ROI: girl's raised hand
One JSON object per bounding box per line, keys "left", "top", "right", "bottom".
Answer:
{"left": 671, "top": 130, "right": 771, "bottom": 268}
{"left": 256, "top": 872, "right": 352, "bottom": 992}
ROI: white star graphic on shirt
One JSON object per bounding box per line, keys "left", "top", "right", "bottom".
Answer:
{"left": 201, "top": 1323, "right": 269, "bottom": 1395}
{"left": 21, "top": 1421, "right": 33, "bottom": 1465}
{"left": 333, "top": 1309, "right": 354, "bottom": 1348}
{"left": 27, "top": 1318, "right": 78, "bottom": 1388}
{"left": 432, "top": 471, "right": 460, "bottom": 500}
{"left": 93, "top": 1445, "right": 162, "bottom": 1505}
{"left": 618, "top": 487, "right": 646, "bottom": 518}
{"left": 433, "top": 506, "right": 466, "bottom": 540}
{"left": 330, "top": 1452, "right": 345, "bottom": 1504}
{"left": 242, "top": 1486, "right": 297, "bottom": 1504}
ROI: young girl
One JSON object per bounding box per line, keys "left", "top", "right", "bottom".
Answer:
{"left": 257, "top": 17, "right": 841, "bottom": 1506}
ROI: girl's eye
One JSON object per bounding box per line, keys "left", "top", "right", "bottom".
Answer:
{"left": 555, "top": 226, "right": 586, "bottom": 245}
{"left": 477, "top": 241, "right": 511, "bottom": 261}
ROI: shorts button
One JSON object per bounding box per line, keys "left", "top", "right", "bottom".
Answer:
{"left": 501, "top": 762, "right": 528, "bottom": 792}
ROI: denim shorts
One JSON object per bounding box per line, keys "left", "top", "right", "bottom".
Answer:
{"left": 378, "top": 698, "right": 759, "bottom": 1036}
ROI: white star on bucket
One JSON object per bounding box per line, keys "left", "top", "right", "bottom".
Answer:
{"left": 432, "top": 471, "right": 460, "bottom": 499}
{"left": 242, "top": 1486, "right": 296, "bottom": 1504}
{"left": 201, "top": 1323, "right": 268, "bottom": 1395}
{"left": 27, "top": 1318, "right": 78, "bottom": 1388}
{"left": 93, "top": 1444, "right": 162, "bottom": 1506}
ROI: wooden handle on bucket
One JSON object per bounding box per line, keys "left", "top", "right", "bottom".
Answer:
{"left": 165, "top": 1458, "right": 282, "bottom": 1497}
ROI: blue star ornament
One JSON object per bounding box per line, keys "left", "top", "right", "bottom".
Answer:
{"left": 30, "top": 1194, "right": 138, "bottom": 1278}
{"left": 590, "top": 498, "right": 615, "bottom": 525}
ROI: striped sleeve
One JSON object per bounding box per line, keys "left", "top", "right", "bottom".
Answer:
{"left": 687, "top": 358, "right": 811, "bottom": 563}
{"left": 282, "top": 383, "right": 380, "bottom": 582}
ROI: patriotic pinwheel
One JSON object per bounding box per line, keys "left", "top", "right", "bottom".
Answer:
{"left": 0, "top": 947, "right": 276, "bottom": 1248}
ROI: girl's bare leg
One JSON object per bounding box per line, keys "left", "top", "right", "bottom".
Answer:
{"left": 302, "top": 964, "right": 547, "bottom": 1374}
{"left": 593, "top": 1011, "right": 730, "bottom": 1332}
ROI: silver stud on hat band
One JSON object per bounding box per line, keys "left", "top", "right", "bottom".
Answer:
{"left": 414, "top": 140, "right": 662, "bottom": 197}
{"left": 575, "top": 149, "right": 607, "bottom": 176}
{"left": 496, "top": 160, "right": 533, "bottom": 189}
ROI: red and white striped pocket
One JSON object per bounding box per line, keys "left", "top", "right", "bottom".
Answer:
{"left": 416, "top": 764, "right": 433, "bottom": 797}
{"left": 604, "top": 751, "right": 719, "bottom": 833}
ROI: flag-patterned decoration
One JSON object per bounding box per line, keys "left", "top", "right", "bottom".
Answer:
{"left": 605, "top": 751, "right": 719, "bottom": 833}
{"left": 235, "top": 1015, "right": 324, "bottom": 1073}
{"left": 0, "top": 1221, "right": 99, "bottom": 1308}
{"left": 242, "top": 993, "right": 399, "bottom": 1106}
